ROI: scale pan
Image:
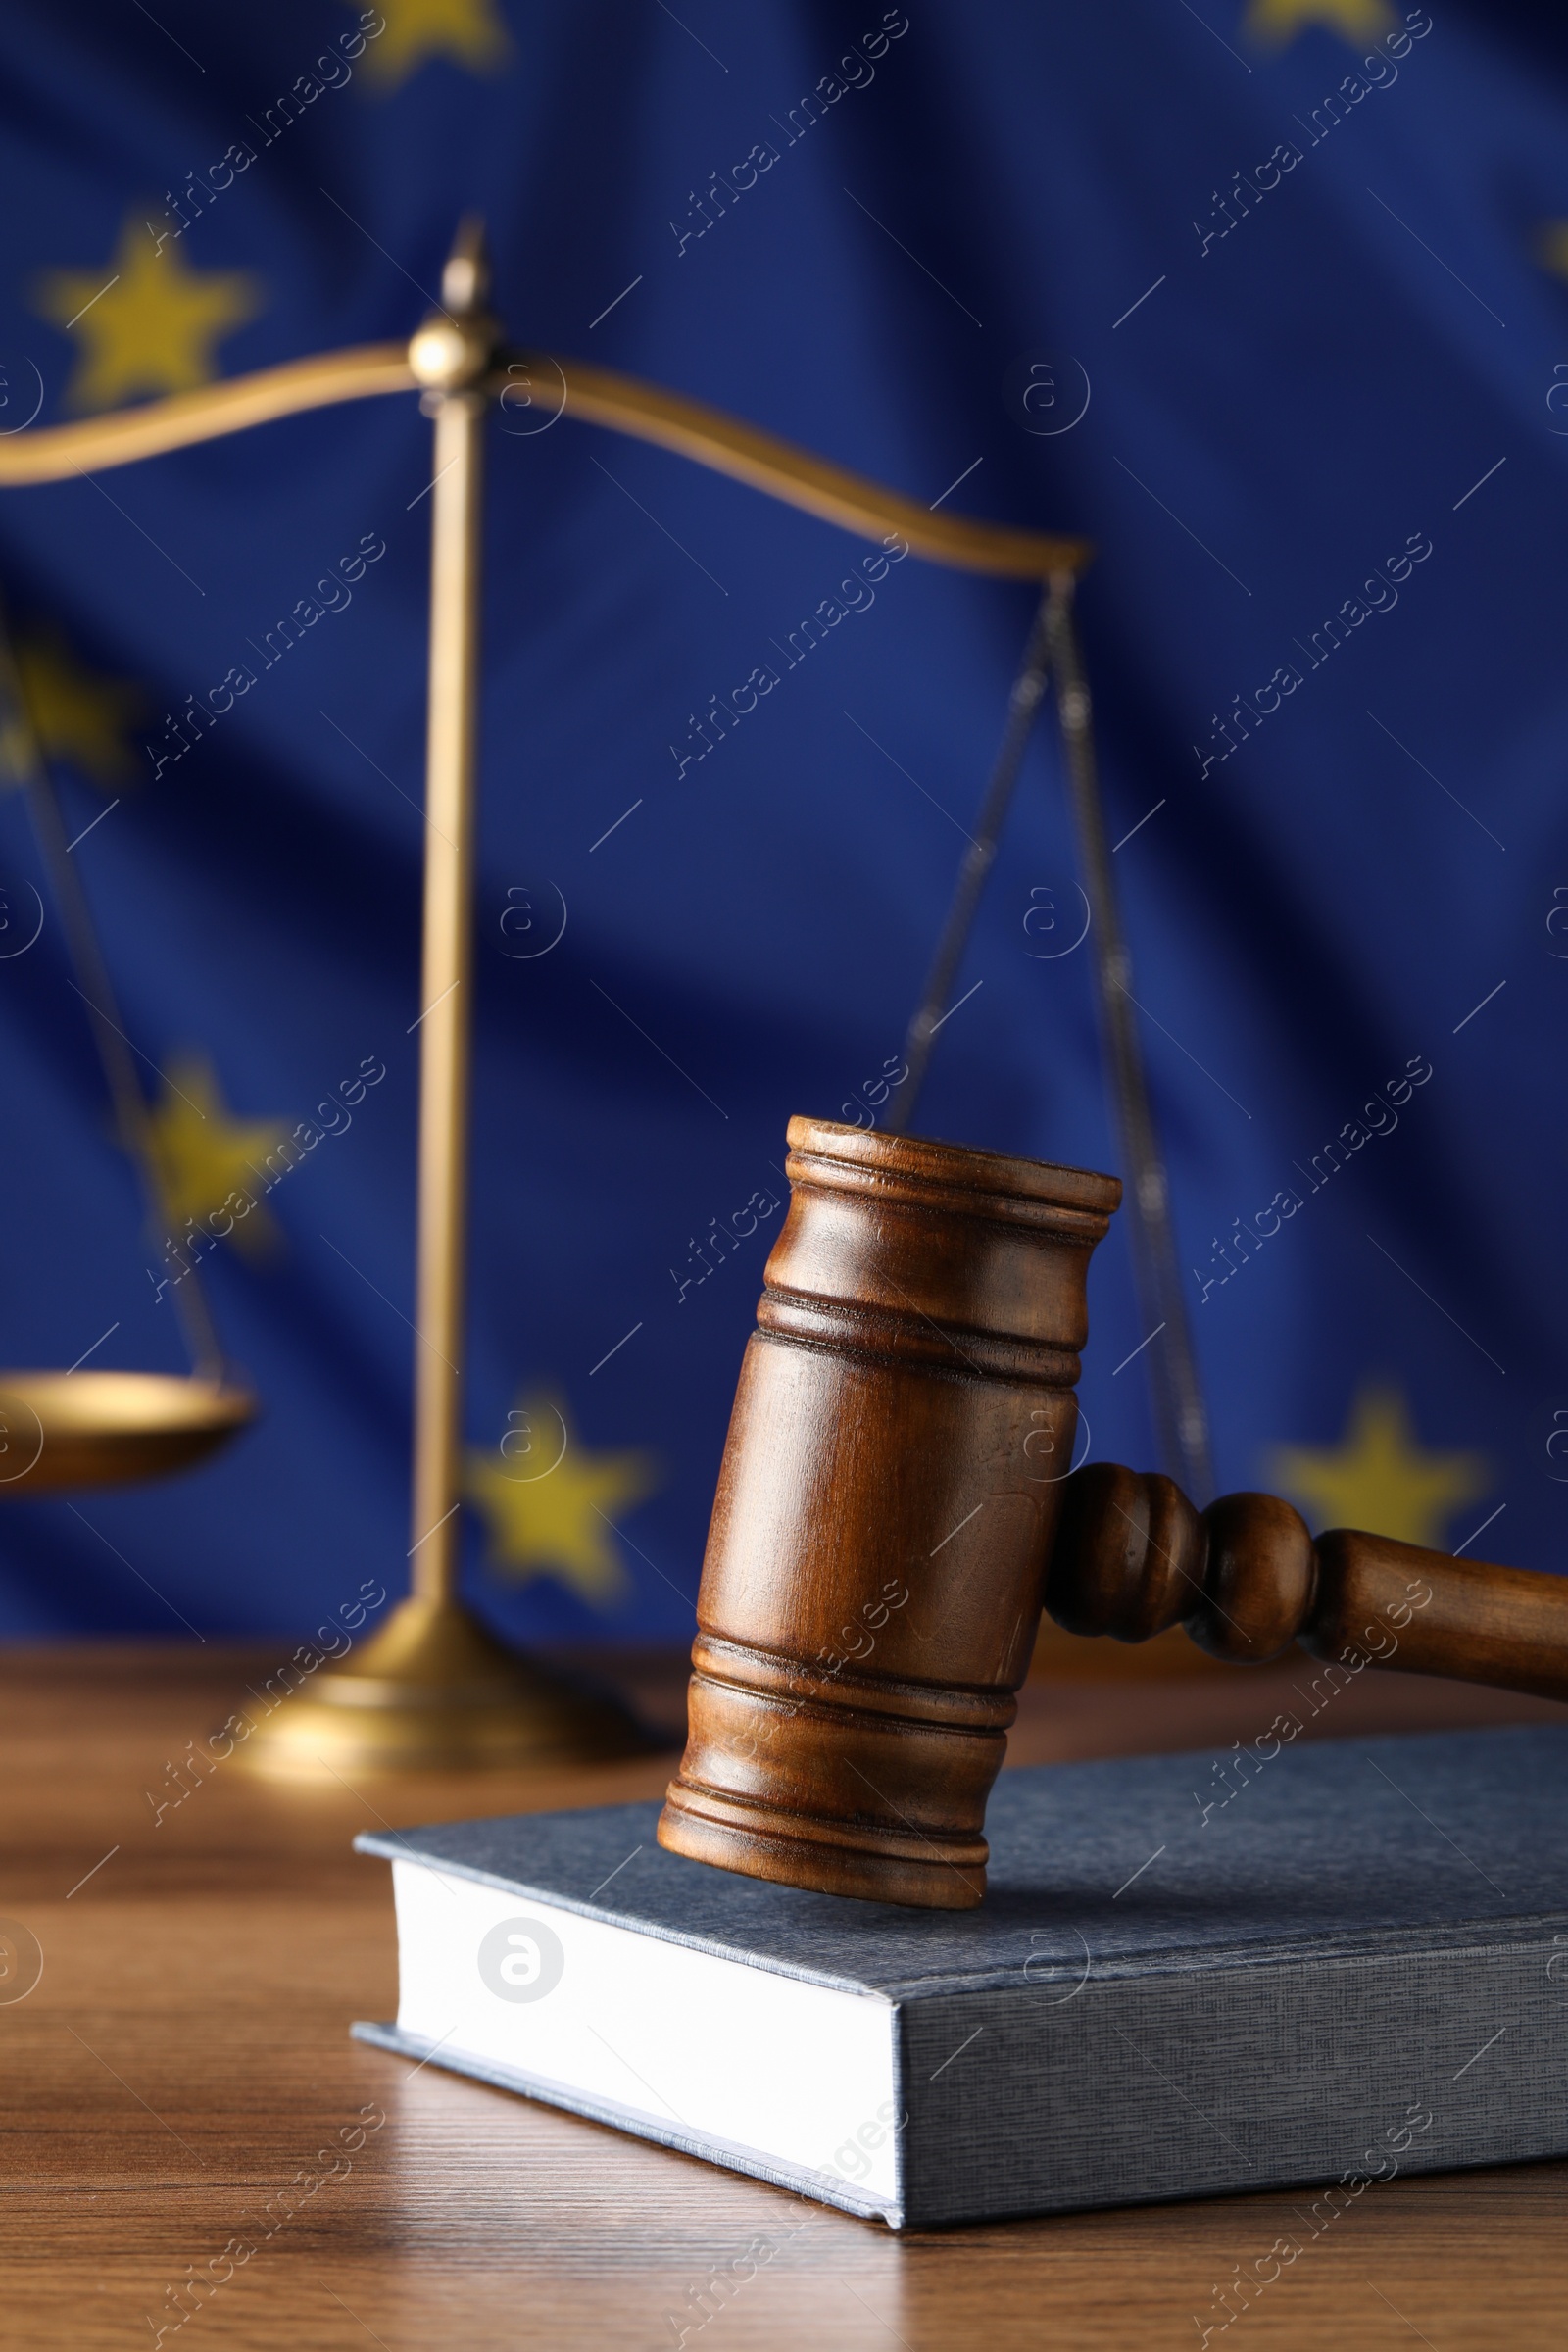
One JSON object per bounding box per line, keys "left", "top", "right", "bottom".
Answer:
{"left": 0, "top": 1371, "right": 257, "bottom": 1494}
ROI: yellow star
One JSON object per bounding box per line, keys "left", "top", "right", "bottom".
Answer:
{"left": 353, "top": 0, "right": 512, "bottom": 90}
{"left": 1539, "top": 222, "right": 1568, "bottom": 281}
{"left": 1268, "top": 1385, "right": 1488, "bottom": 1548}
{"left": 1244, "top": 0, "right": 1396, "bottom": 44}
{"left": 34, "top": 219, "right": 261, "bottom": 412}
{"left": 144, "top": 1055, "right": 292, "bottom": 1258}
{"left": 466, "top": 1393, "right": 660, "bottom": 1609}
{"left": 3, "top": 629, "right": 144, "bottom": 787}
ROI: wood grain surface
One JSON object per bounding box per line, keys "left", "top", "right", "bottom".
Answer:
{"left": 4, "top": 1640, "right": 1568, "bottom": 2351}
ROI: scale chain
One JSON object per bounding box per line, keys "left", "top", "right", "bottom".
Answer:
{"left": 1045, "top": 576, "right": 1214, "bottom": 1502}
{"left": 883, "top": 574, "right": 1214, "bottom": 1502}
{"left": 885, "top": 585, "right": 1054, "bottom": 1137}
{"left": 0, "top": 606, "right": 224, "bottom": 1380}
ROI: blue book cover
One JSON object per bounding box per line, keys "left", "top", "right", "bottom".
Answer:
{"left": 354, "top": 1725, "right": 1568, "bottom": 2228}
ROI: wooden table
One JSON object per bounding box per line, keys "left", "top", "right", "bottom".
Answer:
{"left": 5, "top": 1640, "right": 1568, "bottom": 2350}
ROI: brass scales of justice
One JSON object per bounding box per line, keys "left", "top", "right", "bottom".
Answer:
{"left": 0, "top": 220, "right": 1208, "bottom": 1775}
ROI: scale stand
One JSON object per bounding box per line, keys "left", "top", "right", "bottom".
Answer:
{"left": 237, "top": 230, "right": 649, "bottom": 1773}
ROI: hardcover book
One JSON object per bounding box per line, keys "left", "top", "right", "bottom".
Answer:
{"left": 353, "top": 1725, "right": 1568, "bottom": 2229}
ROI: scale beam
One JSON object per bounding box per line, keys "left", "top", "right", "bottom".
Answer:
{"left": 499, "top": 351, "right": 1090, "bottom": 577}
{"left": 0, "top": 344, "right": 416, "bottom": 483}
{"left": 0, "top": 337, "right": 1088, "bottom": 580}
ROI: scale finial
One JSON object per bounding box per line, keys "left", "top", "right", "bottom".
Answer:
{"left": 441, "top": 214, "right": 490, "bottom": 316}
{"left": 410, "top": 218, "right": 497, "bottom": 399}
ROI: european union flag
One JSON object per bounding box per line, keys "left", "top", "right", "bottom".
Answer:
{"left": 0, "top": 0, "right": 1561, "bottom": 1643}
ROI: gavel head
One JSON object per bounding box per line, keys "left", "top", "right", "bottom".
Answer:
{"left": 657, "top": 1117, "right": 1120, "bottom": 1910}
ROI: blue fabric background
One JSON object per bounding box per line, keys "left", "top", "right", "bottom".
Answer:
{"left": 0, "top": 0, "right": 1561, "bottom": 1641}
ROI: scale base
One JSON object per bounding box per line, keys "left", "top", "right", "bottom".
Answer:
{"left": 235, "top": 1594, "right": 656, "bottom": 1778}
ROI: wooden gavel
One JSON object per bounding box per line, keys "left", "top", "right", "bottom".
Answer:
{"left": 658, "top": 1119, "right": 1568, "bottom": 1909}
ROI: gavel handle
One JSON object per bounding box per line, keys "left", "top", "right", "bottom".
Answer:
{"left": 1047, "top": 1463, "right": 1568, "bottom": 1705}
